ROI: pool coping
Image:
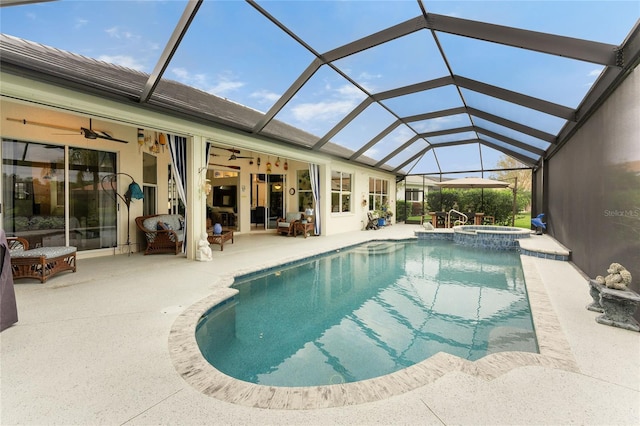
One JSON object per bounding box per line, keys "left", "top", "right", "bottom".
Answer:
{"left": 168, "top": 239, "right": 579, "bottom": 410}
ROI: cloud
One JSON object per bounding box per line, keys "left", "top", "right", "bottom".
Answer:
{"left": 290, "top": 83, "right": 364, "bottom": 123}
{"left": 357, "top": 71, "right": 382, "bottom": 81}
{"left": 74, "top": 18, "right": 88, "bottom": 30}
{"left": 98, "top": 55, "right": 146, "bottom": 72}
{"left": 105, "top": 26, "right": 138, "bottom": 41}
{"left": 250, "top": 89, "right": 281, "bottom": 104}
{"left": 291, "top": 99, "right": 356, "bottom": 122}
{"left": 171, "top": 68, "right": 245, "bottom": 95}
{"left": 412, "top": 115, "right": 467, "bottom": 133}
{"left": 584, "top": 67, "right": 604, "bottom": 88}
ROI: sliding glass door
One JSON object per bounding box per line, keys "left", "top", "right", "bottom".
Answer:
{"left": 2, "top": 139, "right": 117, "bottom": 251}
{"left": 250, "top": 173, "right": 285, "bottom": 230}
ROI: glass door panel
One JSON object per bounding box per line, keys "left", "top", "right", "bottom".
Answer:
{"left": 68, "top": 147, "right": 117, "bottom": 250}
{"left": 267, "top": 174, "right": 285, "bottom": 229}
{"left": 2, "top": 139, "right": 117, "bottom": 251}
{"left": 2, "top": 140, "right": 65, "bottom": 248}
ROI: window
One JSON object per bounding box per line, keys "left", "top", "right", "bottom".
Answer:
{"left": 331, "top": 170, "right": 351, "bottom": 213}
{"left": 297, "top": 169, "right": 313, "bottom": 212}
{"left": 368, "top": 177, "right": 389, "bottom": 211}
{"left": 2, "top": 139, "right": 117, "bottom": 251}
{"left": 142, "top": 153, "right": 157, "bottom": 215}
{"left": 406, "top": 189, "right": 421, "bottom": 202}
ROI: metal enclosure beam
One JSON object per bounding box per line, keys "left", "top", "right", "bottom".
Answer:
{"left": 139, "top": 0, "right": 202, "bottom": 103}
{"left": 467, "top": 107, "right": 556, "bottom": 143}
{"left": 252, "top": 58, "right": 323, "bottom": 133}
{"left": 455, "top": 75, "right": 576, "bottom": 120}
{"left": 425, "top": 13, "right": 619, "bottom": 66}
{"left": 322, "top": 16, "right": 427, "bottom": 63}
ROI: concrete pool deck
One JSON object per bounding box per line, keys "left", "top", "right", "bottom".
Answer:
{"left": 1, "top": 224, "right": 639, "bottom": 425}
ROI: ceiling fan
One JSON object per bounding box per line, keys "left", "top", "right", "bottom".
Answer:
{"left": 210, "top": 145, "right": 253, "bottom": 161}
{"left": 6, "top": 117, "right": 129, "bottom": 143}
{"left": 79, "top": 120, "right": 129, "bottom": 143}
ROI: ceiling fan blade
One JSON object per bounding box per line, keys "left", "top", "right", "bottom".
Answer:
{"left": 7, "top": 117, "right": 79, "bottom": 133}
{"left": 210, "top": 163, "right": 241, "bottom": 170}
{"left": 97, "top": 131, "right": 128, "bottom": 144}
{"left": 211, "top": 145, "right": 240, "bottom": 153}
{"left": 80, "top": 127, "right": 128, "bottom": 143}
{"left": 235, "top": 156, "right": 254, "bottom": 159}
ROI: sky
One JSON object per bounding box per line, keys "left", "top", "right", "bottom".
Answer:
{"left": 1, "top": 1, "right": 638, "bottom": 177}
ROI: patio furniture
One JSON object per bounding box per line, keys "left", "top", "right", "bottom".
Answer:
{"left": 7, "top": 236, "right": 77, "bottom": 283}
{"left": 295, "top": 216, "right": 314, "bottom": 238}
{"left": 483, "top": 215, "right": 495, "bottom": 225}
{"left": 276, "top": 212, "right": 302, "bottom": 236}
{"left": 207, "top": 230, "right": 234, "bottom": 251}
{"left": 428, "top": 212, "right": 447, "bottom": 228}
{"left": 135, "top": 214, "right": 184, "bottom": 255}
{"left": 365, "top": 212, "right": 379, "bottom": 230}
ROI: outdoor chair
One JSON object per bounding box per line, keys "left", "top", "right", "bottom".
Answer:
{"left": 7, "top": 236, "right": 77, "bottom": 283}
{"left": 365, "top": 212, "right": 379, "bottom": 230}
{"left": 276, "top": 212, "right": 302, "bottom": 236}
{"left": 135, "top": 214, "right": 184, "bottom": 255}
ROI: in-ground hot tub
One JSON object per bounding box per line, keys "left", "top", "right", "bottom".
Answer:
{"left": 453, "top": 225, "right": 531, "bottom": 250}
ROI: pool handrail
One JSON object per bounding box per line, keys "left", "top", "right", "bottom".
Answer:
{"left": 447, "top": 209, "right": 468, "bottom": 227}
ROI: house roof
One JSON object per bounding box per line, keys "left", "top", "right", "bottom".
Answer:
{"left": 1, "top": 1, "right": 638, "bottom": 178}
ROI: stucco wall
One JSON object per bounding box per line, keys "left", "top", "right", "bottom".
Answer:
{"left": 1, "top": 77, "right": 397, "bottom": 256}
{"left": 546, "top": 65, "right": 639, "bottom": 301}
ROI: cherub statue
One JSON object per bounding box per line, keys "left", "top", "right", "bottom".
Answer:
{"left": 196, "top": 232, "right": 213, "bottom": 262}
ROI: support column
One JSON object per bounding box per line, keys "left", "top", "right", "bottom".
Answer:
{"left": 185, "top": 135, "right": 207, "bottom": 260}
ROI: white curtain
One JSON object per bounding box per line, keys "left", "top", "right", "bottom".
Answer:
{"left": 168, "top": 134, "right": 188, "bottom": 252}
{"left": 309, "top": 163, "right": 321, "bottom": 236}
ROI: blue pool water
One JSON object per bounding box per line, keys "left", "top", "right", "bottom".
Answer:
{"left": 196, "top": 240, "right": 538, "bottom": 387}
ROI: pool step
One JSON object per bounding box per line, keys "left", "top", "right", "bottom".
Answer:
{"left": 354, "top": 241, "right": 404, "bottom": 255}
{"left": 518, "top": 234, "right": 571, "bottom": 261}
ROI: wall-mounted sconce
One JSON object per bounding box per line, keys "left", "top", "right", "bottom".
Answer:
{"left": 266, "top": 156, "right": 272, "bottom": 173}
{"left": 275, "top": 157, "right": 280, "bottom": 167}
{"left": 284, "top": 160, "right": 288, "bottom": 171}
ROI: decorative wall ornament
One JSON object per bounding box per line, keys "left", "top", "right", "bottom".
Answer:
{"left": 137, "top": 128, "right": 144, "bottom": 152}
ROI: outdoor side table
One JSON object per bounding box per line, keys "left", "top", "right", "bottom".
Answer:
{"left": 207, "top": 230, "right": 234, "bottom": 251}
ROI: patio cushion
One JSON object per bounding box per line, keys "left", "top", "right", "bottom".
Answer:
{"left": 285, "top": 212, "right": 302, "bottom": 222}
{"left": 10, "top": 246, "right": 77, "bottom": 259}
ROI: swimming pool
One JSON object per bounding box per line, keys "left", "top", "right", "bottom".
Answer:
{"left": 195, "top": 240, "right": 538, "bottom": 387}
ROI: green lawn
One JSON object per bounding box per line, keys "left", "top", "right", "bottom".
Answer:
{"left": 514, "top": 212, "right": 532, "bottom": 229}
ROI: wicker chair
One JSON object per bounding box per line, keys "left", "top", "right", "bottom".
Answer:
{"left": 275, "top": 212, "right": 302, "bottom": 236}
{"left": 135, "top": 214, "right": 184, "bottom": 255}
{"left": 7, "top": 236, "right": 77, "bottom": 283}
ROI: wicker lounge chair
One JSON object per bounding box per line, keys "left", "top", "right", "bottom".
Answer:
{"left": 135, "top": 214, "right": 184, "bottom": 255}
{"left": 7, "top": 236, "right": 77, "bottom": 283}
